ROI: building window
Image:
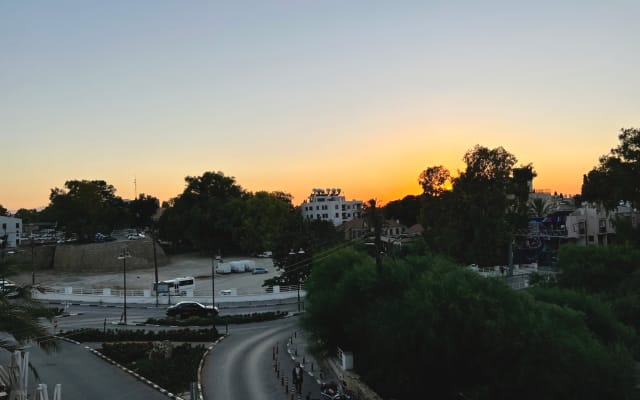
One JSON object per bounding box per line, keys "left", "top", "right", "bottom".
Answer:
{"left": 335, "top": 213, "right": 339, "bottom": 218}
{"left": 335, "top": 205, "right": 339, "bottom": 209}
{"left": 599, "top": 219, "right": 607, "bottom": 234}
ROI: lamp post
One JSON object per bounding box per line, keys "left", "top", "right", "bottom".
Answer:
{"left": 150, "top": 227, "right": 159, "bottom": 307}
{"left": 289, "top": 248, "right": 305, "bottom": 313}
{"left": 117, "top": 247, "right": 131, "bottom": 324}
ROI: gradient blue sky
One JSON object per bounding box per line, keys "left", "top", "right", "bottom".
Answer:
{"left": 2, "top": 1, "right": 639, "bottom": 210}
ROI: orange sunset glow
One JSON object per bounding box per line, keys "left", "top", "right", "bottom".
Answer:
{"left": 1, "top": 2, "right": 638, "bottom": 211}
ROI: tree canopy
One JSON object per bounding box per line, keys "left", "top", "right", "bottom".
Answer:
{"left": 582, "top": 127, "right": 640, "bottom": 209}
{"left": 302, "top": 248, "right": 637, "bottom": 400}
{"left": 419, "top": 145, "right": 534, "bottom": 266}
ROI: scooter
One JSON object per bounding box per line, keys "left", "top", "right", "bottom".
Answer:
{"left": 320, "top": 380, "right": 354, "bottom": 400}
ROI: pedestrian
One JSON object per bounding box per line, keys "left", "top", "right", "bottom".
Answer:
{"left": 292, "top": 362, "right": 303, "bottom": 394}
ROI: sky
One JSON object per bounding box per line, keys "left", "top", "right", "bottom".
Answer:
{"left": 1, "top": 1, "right": 639, "bottom": 211}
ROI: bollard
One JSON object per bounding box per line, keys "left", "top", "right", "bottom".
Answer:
{"left": 295, "top": 348, "right": 298, "bottom": 356}
{"left": 294, "top": 331, "right": 297, "bottom": 338}
{"left": 310, "top": 362, "right": 314, "bottom": 371}
{"left": 302, "top": 356, "right": 306, "bottom": 365}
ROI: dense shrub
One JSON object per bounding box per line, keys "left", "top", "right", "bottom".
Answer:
{"left": 59, "top": 327, "right": 219, "bottom": 342}
{"left": 100, "top": 342, "right": 206, "bottom": 394}
{"left": 146, "top": 311, "right": 287, "bottom": 326}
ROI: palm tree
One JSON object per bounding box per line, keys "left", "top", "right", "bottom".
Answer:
{"left": 527, "top": 198, "right": 553, "bottom": 218}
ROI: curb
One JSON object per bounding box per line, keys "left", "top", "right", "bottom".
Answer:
{"left": 196, "top": 335, "right": 226, "bottom": 400}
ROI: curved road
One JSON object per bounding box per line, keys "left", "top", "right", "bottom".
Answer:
{"left": 202, "top": 316, "right": 322, "bottom": 400}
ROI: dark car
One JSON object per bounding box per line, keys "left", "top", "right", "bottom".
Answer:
{"left": 166, "top": 301, "right": 219, "bottom": 318}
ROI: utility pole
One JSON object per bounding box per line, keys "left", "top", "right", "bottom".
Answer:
{"left": 117, "top": 247, "right": 132, "bottom": 324}
{"left": 151, "top": 226, "right": 159, "bottom": 307}
{"left": 367, "top": 199, "right": 383, "bottom": 271}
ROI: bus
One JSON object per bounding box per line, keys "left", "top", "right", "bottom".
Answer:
{"left": 153, "top": 276, "right": 196, "bottom": 296}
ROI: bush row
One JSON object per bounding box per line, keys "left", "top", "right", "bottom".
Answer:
{"left": 59, "top": 327, "right": 219, "bottom": 342}
{"left": 146, "top": 310, "right": 287, "bottom": 326}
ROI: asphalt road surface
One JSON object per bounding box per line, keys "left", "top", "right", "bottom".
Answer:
{"left": 201, "top": 316, "right": 322, "bottom": 400}
{"left": 26, "top": 339, "right": 171, "bottom": 400}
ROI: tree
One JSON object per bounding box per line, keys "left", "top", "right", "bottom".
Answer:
{"left": 0, "top": 205, "right": 9, "bottom": 217}
{"left": 528, "top": 198, "right": 553, "bottom": 218}
{"left": 13, "top": 208, "right": 41, "bottom": 224}
{"left": 419, "top": 146, "right": 532, "bottom": 266}
{"left": 41, "top": 179, "right": 129, "bottom": 240}
{"left": 582, "top": 128, "right": 640, "bottom": 209}
{"left": 129, "top": 193, "right": 159, "bottom": 229}
{"left": 302, "top": 248, "right": 637, "bottom": 400}
{"left": 418, "top": 165, "right": 451, "bottom": 197}
{"left": 383, "top": 195, "right": 421, "bottom": 227}
{"left": 158, "top": 171, "right": 247, "bottom": 253}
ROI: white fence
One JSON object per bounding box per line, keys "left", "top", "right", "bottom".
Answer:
{"left": 31, "top": 285, "right": 305, "bottom": 305}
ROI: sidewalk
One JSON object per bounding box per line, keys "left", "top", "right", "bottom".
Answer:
{"left": 283, "top": 326, "right": 383, "bottom": 400}
{"left": 271, "top": 326, "right": 333, "bottom": 400}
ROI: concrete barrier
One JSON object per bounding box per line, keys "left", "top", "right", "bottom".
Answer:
{"left": 31, "top": 285, "right": 305, "bottom": 306}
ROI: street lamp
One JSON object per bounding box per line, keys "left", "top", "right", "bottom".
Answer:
{"left": 289, "top": 248, "right": 305, "bottom": 312}
{"left": 117, "top": 247, "right": 132, "bottom": 324}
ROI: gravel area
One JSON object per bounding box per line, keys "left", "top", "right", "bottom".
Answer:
{"left": 12, "top": 253, "right": 278, "bottom": 293}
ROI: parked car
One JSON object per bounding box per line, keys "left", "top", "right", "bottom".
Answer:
{"left": 127, "top": 233, "right": 142, "bottom": 240}
{"left": 252, "top": 267, "right": 268, "bottom": 274}
{"left": 166, "top": 301, "right": 218, "bottom": 318}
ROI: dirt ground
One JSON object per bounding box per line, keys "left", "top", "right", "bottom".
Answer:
{"left": 11, "top": 253, "right": 277, "bottom": 294}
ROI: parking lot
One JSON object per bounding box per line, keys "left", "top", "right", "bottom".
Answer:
{"left": 12, "top": 253, "right": 278, "bottom": 294}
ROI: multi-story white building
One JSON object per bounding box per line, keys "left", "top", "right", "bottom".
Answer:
{"left": 300, "top": 188, "right": 363, "bottom": 226}
{"left": 0, "top": 216, "right": 23, "bottom": 248}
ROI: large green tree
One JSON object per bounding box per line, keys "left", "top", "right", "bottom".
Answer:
{"left": 383, "top": 195, "right": 421, "bottom": 227}
{"left": 419, "top": 146, "right": 534, "bottom": 266}
{"left": 303, "top": 248, "right": 637, "bottom": 400}
{"left": 41, "top": 180, "right": 129, "bottom": 240}
{"left": 158, "top": 171, "right": 247, "bottom": 253}
{"left": 129, "top": 193, "right": 160, "bottom": 230}
{"left": 582, "top": 127, "right": 640, "bottom": 209}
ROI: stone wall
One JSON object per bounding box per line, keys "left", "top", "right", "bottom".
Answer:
{"left": 53, "top": 239, "right": 168, "bottom": 272}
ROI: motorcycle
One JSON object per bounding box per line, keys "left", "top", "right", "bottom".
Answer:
{"left": 320, "top": 380, "right": 354, "bottom": 400}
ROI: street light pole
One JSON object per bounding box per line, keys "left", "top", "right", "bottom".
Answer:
{"left": 117, "top": 247, "right": 131, "bottom": 324}
{"left": 289, "top": 248, "right": 305, "bottom": 313}
{"left": 151, "top": 228, "right": 159, "bottom": 307}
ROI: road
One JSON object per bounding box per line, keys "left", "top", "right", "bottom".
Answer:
{"left": 26, "top": 339, "right": 171, "bottom": 400}
{"left": 48, "top": 302, "right": 300, "bottom": 332}
{"left": 201, "top": 316, "right": 322, "bottom": 400}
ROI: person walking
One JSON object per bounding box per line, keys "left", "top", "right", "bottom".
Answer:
{"left": 292, "top": 362, "right": 304, "bottom": 394}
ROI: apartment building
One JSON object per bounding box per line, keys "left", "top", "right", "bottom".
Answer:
{"left": 300, "top": 188, "right": 363, "bottom": 226}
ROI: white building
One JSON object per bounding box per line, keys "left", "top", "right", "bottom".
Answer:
{"left": 300, "top": 188, "right": 363, "bottom": 226}
{"left": 0, "top": 216, "right": 23, "bottom": 248}
{"left": 564, "top": 202, "right": 639, "bottom": 246}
